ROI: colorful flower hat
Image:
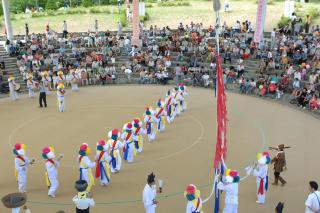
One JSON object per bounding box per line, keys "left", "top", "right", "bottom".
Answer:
{"left": 133, "top": 118, "right": 142, "bottom": 128}
{"left": 257, "top": 152, "right": 271, "bottom": 165}
{"left": 42, "top": 146, "right": 55, "bottom": 159}
{"left": 225, "top": 169, "right": 240, "bottom": 183}
{"left": 157, "top": 99, "right": 164, "bottom": 108}
{"left": 145, "top": 107, "right": 153, "bottom": 116}
{"left": 96, "top": 140, "right": 108, "bottom": 152}
{"left": 179, "top": 83, "right": 186, "bottom": 91}
{"left": 184, "top": 184, "right": 201, "bottom": 201}
{"left": 108, "top": 129, "right": 120, "bottom": 140}
{"left": 13, "top": 143, "right": 26, "bottom": 156}
{"left": 79, "top": 143, "right": 90, "bottom": 156}
{"left": 123, "top": 122, "right": 133, "bottom": 132}
{"left": 57, "top": 83, "right": 65, "bottom": 90}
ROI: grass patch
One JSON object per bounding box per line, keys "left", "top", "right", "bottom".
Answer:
{"left": 140, "top": 12, "right": 150, "bottom": 22}
{"left": 89, "top": 7, "right": 111, "bottom": 14}
{"left": 157, "top": 2, "right": 190, "bottom": 7}
{"left": 119, "top": 8, "right": 127, "bottom": 27}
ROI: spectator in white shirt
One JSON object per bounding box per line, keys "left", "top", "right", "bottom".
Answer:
{"left": 142, "top": 172, "right": 159, "bottom": 213}
{"left": 305, "top": 181, "right": 320, "bottom": 213}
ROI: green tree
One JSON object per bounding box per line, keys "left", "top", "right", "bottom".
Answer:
{"left": 46, "top": 0, "right": 58, "bottom": 10}
{"left": 81, "top": 0, "right": 94, "bottom": 7}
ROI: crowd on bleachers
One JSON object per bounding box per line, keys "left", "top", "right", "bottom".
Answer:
{"left": 2, "top": 18, "right": 320, "bottom": 110}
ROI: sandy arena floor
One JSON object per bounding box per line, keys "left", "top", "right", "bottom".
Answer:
{"left": 0, "top": 85, "right": 319, "bottom": 213}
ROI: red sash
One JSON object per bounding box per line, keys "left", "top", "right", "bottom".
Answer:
{"left": 47, "top": 159, "right": 55, "bottom": 165}
{"left": 174, "top": 92, "right": 179, "bottom": 99}
{"left": 156, "top": 108, "right": 164, "bottom": 118}
{"left": 145, "top": 116, "right": 152, "bottom": 129}
{"left": 60, "top": 90, "right": 65, "bottom": 95}
{"left": 125, "top": 132, "right": 132, "bottom": 141}
{"left": 110, "top": 140, "right": 117, "bottom": 155}
{"left": 134, "top": 127, "right": 141, "bottom": 135}
{"left": 17, "top": 155, "right": 25, "bottom": 163}
{"left": 78, "top": 156, "right": 83, "bottom": 163}
{"left": 195, "top": 197, "right": 200, "bottom": 211}
{"left": 59, "top": 76, "right": 64, "bottom": 81}
{"left": 258, "top": 178, "right": 264, "bottom": 195}
{"left": 95, "top": 151, "right": 105, "bottom": 178}
{"left": 167, "top": 97, "right": 172, "bottom": 105}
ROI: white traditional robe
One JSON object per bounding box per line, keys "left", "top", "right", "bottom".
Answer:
{"left": 57, "top": 89, "right": 65, "bottom": 112}
{"left": 144, "top": 115, "right": 159, "bottom": 142}
{"left": 143, "top": 184, "right": 157, "bottom": 213}
{"left": 253, "top": 164, "right": 268, "bottom": 204}
{"left": 95, "top": 150, "right": 111, "bottom": 185}
{"left": 14, "top": 155, "right": 31, "bottom": 193}
{"left": 132, "top": 126, "right": 147, "bottom": 153}
{"left": 107, "top": 139, "right": 124, "bottom": 173}
{"left": 217, "top": 182, "right": 239, "bottom": 213}
{"left": 78, "top": 155, "right": 95, "bottom": 192}
{"left": 186, "top": 197, "right": 203, "bottom": 213}
{"left": 45, "top": 159, "right": 60, "bottom": 196}
{"left": 27, "top": 79, "right": 35, "bottom": 98}
{"left": 121, "top": 131, "right": 135, "bottom": 163}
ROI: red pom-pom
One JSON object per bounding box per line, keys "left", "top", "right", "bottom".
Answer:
{"left": 80, "top": 144, "right": 87, "bottom": 151}
{"left": 186, "top": 184, "right": 196, "bottom": 194}
{"left": 127, "top": 123, "right": 132, "bottom": 129}
{"left": 112, "top": 129, "right": 118, "bottom": 135}
{"left": 229, "top": 170, "right": 238, "bottom": 178}
{"left": 262, "top": 152, "right": 269, "bottom": 157}
{"left": 98, "top": 140, "right": 105, "bottom": 146}
{"left": 14, "top": 144, "right": 22, "bottom": 150}
{"left": 42, "top": 147, "right": 50, "bottom": 154}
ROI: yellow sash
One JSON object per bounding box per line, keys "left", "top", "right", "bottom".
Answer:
{"left": 80, "top": 159, "right": 95, "bottom": 192}
{"left": 103, "top": 162, "right": 111, "bottom": 180}
{"left": 191, "top": 199, "right": 203, "bottom": 213}
{"left": 45, "top": 171, "right": 51, "bottom": 187}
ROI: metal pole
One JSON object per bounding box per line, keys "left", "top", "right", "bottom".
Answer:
{"left": 215, "top": 11, "right": 220, "bottom": 55}
{"left": 2, "top": 0, "right": 13, "bottom": 41}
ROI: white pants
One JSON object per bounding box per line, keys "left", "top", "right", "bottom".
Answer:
{"left": 110, "top": 150, "right": 122, "bottom": 173}
{"left": 18, "top": 170, "right": 27, "bottom": 193}
{"left": 58, "top": 98, "right": 65, "bottom": 112}
{"left": 80, "top": 168, "right": 93, "bottom": 191}
{"left": 72, "top": 84, "right": 79, "bottom": 91}
{"left": 28, "top": 88, "right": 34, "bottom": 98}
{"left": 125, "top": 142, "right": 135, "bottom": 163}
{"left": 10, "top": 90, "right": 18, "bottom": 101}
{"left": 256, "top": 180, "right": 266, "bottom": 204}
{"left": 12, "top": 208, "right": 20, "bottom": 213}
{"left": 48, "top": 176, "right": 59, "bottom": 196}
{"left": 223, "top": 204, "right": 238, "bottom": 213}
{"left": 144, "top": 205, "right": 156, "bottom": 213}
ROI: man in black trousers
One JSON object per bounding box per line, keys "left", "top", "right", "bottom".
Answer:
{"left": 38, "top": 81, "right": 47, "bottom": 108}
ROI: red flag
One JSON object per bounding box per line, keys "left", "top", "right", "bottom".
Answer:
{"left": 214, "top": 55, "right": 227, "bottom": 168}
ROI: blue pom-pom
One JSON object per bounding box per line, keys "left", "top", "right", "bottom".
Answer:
{"left": 233, "top": 176, "right": 240, "bottom": 183}
{"left": 79, "top": 150, "right": 86, "bottom": 156}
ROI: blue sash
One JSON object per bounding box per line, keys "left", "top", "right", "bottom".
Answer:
{"left": 99, "top": 161, "right": 110, "bottom": 182}
{"left": 158, "top": 117, "right": 161, "bottom": 130}
{"left": 134, "top": 140, "right": 139, "bottom": 149}
{"left": 147, "top": 123, "right": 152, "bottom": 134}
{"left": 123, "top": 142, "right": 132, "bottom": 161}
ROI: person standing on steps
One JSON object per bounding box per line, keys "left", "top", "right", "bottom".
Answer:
{"left": 62, "top": 21, "right": 68, "bottom": 39}
{"left": 38, "top": 81, "right": 47, "bottom": 108}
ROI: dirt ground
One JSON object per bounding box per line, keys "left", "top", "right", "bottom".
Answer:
{"left": 0, "top": 85, "right": 319, "bottom": 213}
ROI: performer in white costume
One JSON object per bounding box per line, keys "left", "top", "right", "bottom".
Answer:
{"left": 78, "top": 143, "right": 95, "bottom": 192}
{"left": 217, "top": 169, "right": 240, "bottom": 213}
{"left": 57, "top": 83, "right": 66, "bottom": 112}
{"left": 26, "top": 74, "right": 36, "bottom": 98}
{"left": 107, "top": 129, "right": 124, "bottom": 173}
{"left": 142, "top": 172, "right": 159, "bottom": 213}
{"left": 253, "top": 152, "right": 270, "bottom": 204}
{"left": 165, "top": 90, "right": 177, "bottom": 123}
{"left": 13, "top": 143, "right": 35, "bottom": 193}
{"left": 122, "top": 122, "right": 136, "bottom": 163}
{"left": 184, "top": 184, "right": 204, "bottom": 213}
{"left": 95, "top": 140, "right": 111, "bottom": 186}
{"left": 144, "top": 107, "right": 159, "bottom": 142}
{"left": 179, "top": 83, "right": 188, "bottom": 112}
{"left": 155, "top": 99, "right": 166, "bottom": 132}
{"left": 42, "top": 146, "right": 63, "bottom": 198}
{"left": 70, "top": 70, "right": 79, "bottom": 91}
{"left": 132, "top": 118, "right": 146, "bottom": 153}
{"left": 8, "top": 76, "right": 18, "bottom": 101}
{"left": 57, "top": 70, "right": 65, "bottom": 85}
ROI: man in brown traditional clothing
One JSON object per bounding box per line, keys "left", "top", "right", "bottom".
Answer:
{"left": 271, "top": 144, "right": 287, "bottom": 186}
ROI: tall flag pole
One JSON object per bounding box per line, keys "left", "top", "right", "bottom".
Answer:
{"left": 213, "top": 1, "right": 228, "bottom": 212}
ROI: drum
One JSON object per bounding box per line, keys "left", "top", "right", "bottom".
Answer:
{"left": 2, "top": 193, "right": 27, "bottom": 208}
{"left": 14, "top": 83, "right": 21, "bottom": 91}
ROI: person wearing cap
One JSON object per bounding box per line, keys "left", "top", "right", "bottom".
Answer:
{"left": 78, "top": 143, "right": 96, "bottom": 192}
{"left": 57, "top": 83, "right": 66, "bottom": 112}
{"left": 8, "top": 76, "right": 18, "bottom": 101}
{"left": 173, "top": 86, "right": 183, "bottom": 116}
{"left": 253, "top": 152, "right": 270, "bottom": 204}
{"left": 132, "top": 118, "right": 147, "bottom": 153}
{"left": 271, "top": 144, "right": 287, "bottom": 186}
{"left": 26, "top": 74, "right": 35, "bottom": 98}
{"left": 184, "top": 184, "right": 203, "bottom": 213}
{"left": 42, "top": 146, "right": 63, "bottom": 198}
{"left": 144, "top": 107, "right": 159, "bottom": 142}
{"left": 13, "top": 143, "right": 35, "bottom": 193}
{"left": 73, "top": 180, "right": 95, "bottom": 213}
{"left": 142, "top": 173, "right": 159, "bottom": 213}
{"left": 154, "top": 100, "right": 166, "bottom": 133}
{"left": 107, "top": 129, "right": 124, "bottom": 173}
{"left": 95, "top": 140, "right": 111, "bottom": 186}
{"left": 217, "top": 169, "right": 240, "bottom": 213}
{"left": 122, "top": 122, "right": 136, "bottom": 163}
